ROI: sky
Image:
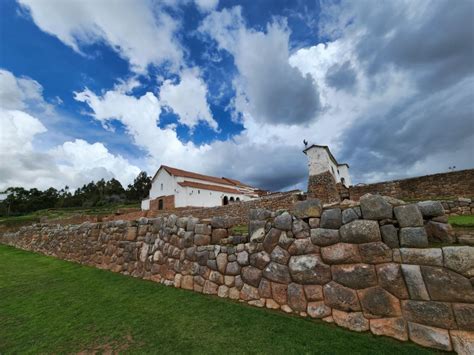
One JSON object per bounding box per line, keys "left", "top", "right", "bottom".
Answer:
{"left": 0, "top": 0, "right": 473, "bottom": 192}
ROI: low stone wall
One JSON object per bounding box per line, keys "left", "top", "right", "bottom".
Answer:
{"left": 1, "top": 195, "right": 473, "bottom": 353}
{"left": 348, "top": 169, "right": 474, "bottom": 201}
{"left": 441, "top": 198, "right": 474, "bottom": 216}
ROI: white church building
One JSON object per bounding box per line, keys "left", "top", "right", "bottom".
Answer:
{"left": 303, "top": 144, "right": 352, "bottom": 186}
{"left": 141, "top": 165, "right": 260, "bottom": 210}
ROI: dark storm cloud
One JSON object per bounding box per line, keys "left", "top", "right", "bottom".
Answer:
{"left": 325, "top": 61, "right": 357, "bottom": 91}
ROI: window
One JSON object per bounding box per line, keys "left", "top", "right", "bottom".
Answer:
{"left": 158, "top": 199, "right": 163, "bottom": 210}
{"left": 230, "top": 197, "right": 235, "bottom": 203}
{"left": 331, "top": 167, "right": 335, "bottom": 174}
{"left": 160, "top": 183, "right": 163, "bottom": 191}
{"left": 223, "top": 196, "right": 229, "bottom": 205}
{"left": 337, "top": 169, "right": 340, "bottom": 175}
{"left": 198, "top": 190, "right": 200, "bottom": 194}
{"left": 236, "top": 197, "right": 240, "bottom": 202}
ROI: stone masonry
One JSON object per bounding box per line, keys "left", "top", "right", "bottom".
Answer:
{"left": 1, "top": 194, "right": 473, "bottom": 354}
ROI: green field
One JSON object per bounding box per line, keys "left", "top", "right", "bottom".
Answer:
{"left": 0, "top": 245, "right": 439, "bottom": 354}
{"left": 448, "top": 215, "right": 474, "bottom": 228}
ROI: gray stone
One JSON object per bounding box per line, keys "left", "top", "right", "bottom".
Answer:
{"left": 249, "top": 220, "right": 265, "bottom": 242}
{"left": 453, "top": 303, "right": 474, "bottom": 330}
{"left": 323, "top": 281, "right": 361, "bottom": 312}
{"left": 263, "top": 262, "right": 292, "bottom": 283}
{"left": 241, "top": 266, "right": 263, "bottom": 288}
{"left": 443, "top": 246, "right": 474, "bottom": 277}
{"left": 417, "top": 201, "right": 445, "bottom": 218}
{"left": 400, "top": 248, "right": 443, "bottom": 266}
{"left": 292, "top": 219, "right": 310, "bottom": 237}
{"left": 287, "top": 283, "right": 307, "bottom": 312}
{"left": 421, "top": 266, "right": 474, "bottom": 303}
{"left": 402, "top": 300, "right": 456, "bottom": 329}
{"left": 358, "top": 286, "right": 401, "bottom": 318}
{"left": 394, "top": 204, "right": 424, "bottom": 228}
{"left": 359, "top": 242, "right": 392, "bottom": 263}
{"left": 310, "top": 228, "right": 339, "bottom": 246}
{"left": 321, "top": 243, "right": 361, "bottom": 264}
{"left": 195, "top": 223, "right": 211, "bottom": 235}
{"left": 288, "top": 254, "right": 331, "bottom": 285}
{"left": 320, "top": 208, "right": 342, "bottom": 229}
{"left": 291, "top": 199, "right": 323, "bottom": 218}
{"left": 249, "top": 208, "right": 272, "bottom": 221}
{"left": 332, "top": 264, "right": 377, "bottom": 289}
{"left": 377, "top": 263, "right": 409, "bottom": 299}
{"left": 274, "top": 212, "right": 292, "bottom": 231}
{"left": 408, "top": 322, "right": 452, "bottom": 351}
{"left": 225, "top": 261, "right": 241, "bottom": 276}
{"left": 360, "top": 194, "right": 393, "bottom": 220}
{"left": 263, "top": 228, "right": 281, "bottom": 253}
{"left": 340, "top": 220, "right": 381, "bottom": 243}
{"left": 342, "top": 208, "right": 359, "bottom": 224}
{"left": 211, "top": 216, "right": 236, "bottom": 229}
{"left": 425, "top": 221, "right": 455, "bottom": 243}
{"left": 270, "top": 245, "right": 290, "bottom": 264}
{"left": 399, "top": 227, "right": 429, "bottom": 247}
{"left": 236, "top": 251, "right": 249, "bottom": 266}
{"left": 401, "top": 264, "right": 430, "bottom": 300}
{"left": 307, "top": 301, "right": 331, "bottom": 319}
{"left": 288, "top": 238, "right": 318, "bottom": 255}
{"left": 380, "top": 224, "right": 399, "bottom": 248}
{"left": 249, "top": 251, "right": 270, "bottom": 269}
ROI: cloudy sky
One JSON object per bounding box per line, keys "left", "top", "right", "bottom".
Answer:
{"left": 0, "top": 0, "right": 473, "bottom": 192}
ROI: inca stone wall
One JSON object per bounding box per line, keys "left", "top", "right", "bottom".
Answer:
{"left": 1, "top": 195, "right": 473, "bottom": 354}
{"left": 307, "top": 171, "right": 341, "bottom": 203}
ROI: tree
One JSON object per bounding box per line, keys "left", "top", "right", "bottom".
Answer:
{"left": 126, "top": 171, "right": 151, "bottom": 201}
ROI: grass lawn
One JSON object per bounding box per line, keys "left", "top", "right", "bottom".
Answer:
{"left": 448, "top": 215, "right": 474, "bottom": 228}
{"left": 0, "top": 245, "right": 440, "bottom": 354}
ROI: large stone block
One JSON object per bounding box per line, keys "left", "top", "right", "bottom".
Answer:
{"left": 240, "top": 283, "right": 259, "bottom": 301}
{"left": 321, "top": 243, "right": 361, "bottom": 264}
{"left": 288, "top": 254, "right": 331, "bottom": 285}
{"left": 310, "top": 228, "right": 340, "bottom": 246}
{"left": 360, "top": 194, "right": 393, "bottom": 220}
{"left": 358, "top": 286, "right": 401, "bottom": 318}
{"left": 450, "top": 330, "right": 474, "bottom": 355}
{"left": 340, "top": 220, "right": 381, "bottom": 244}
{"left": 307, "top": 301, "right": 331, "bottom": 319}
{"left": 401, "top": 264, "right": 430, "bottom": 300}
{"left": 408, "top": 322, "right": 452, "bottom": 351}
{"left": 249, "top": 251, "right": 271, "bottom": 269}
{"left": 359, "top": 242, "right": 392, "bottom": 264}
{"left": 380, "top": 224, "right": 399, "bottom": 248}
{"left": 258, "top": 278, "right": 272, "bottom": 298}
{"left": 203, "top": 280, "right": 219, "bottom": 295}
{"left": 453, "top": 303, "right": 474, "bottom": 330}
{"left": 270, "top": 245, "right": 290, "bottom": 265}
{"left": 332, "top": 309, "right": 369, "bottom": 332}
{"left": 216, "top": 253, "right": 227, "bottom": 274}
{"left": 442, "top": 246, "right": 474, "bottom": 277}
{"left": 399, "top": 227, "right": 428, "bottom": 248}
{"left": 426, "top": 221, "right": 455, "bottom": 243}
{"left": 274, "top": 212, "right": 292, "bottom": 231}
{"left": 320, "top": 208, "right": 342, "bottom": 229}
{"left": 225, "top": 261, "right": 241, "bottom": 276}
{"left": 249, "top": 208, "right": 272, "bottom": 221}
{"left": 211, "top": 216, "right": 236, "bottom": 229}
{"left": 332, "top": 264, "right": 377, "bottom": 289}
{"left": 195, "top": 223, "right": 211, "bottom": 235}
{"left": 400, "top": 248, "right": 443, "bottom": 266}
{"left": 288, "top": 238, "right": 319, "bottom": 255}
{"left": 249, "top": 220, "right": 265, "bottom": 242}
{"left": 291, "top": 199, "right": 323, "bottom": 218}
{"left": 194, "top": 234, "right": 211, "bottom": 246}
{"left": 394, "top": 204, "right": 424, "bottom": 228}
{"left": 304, "top": 285, "right": 323, "bottom": 301}
{"left": 323, "top": 281, "right": 361, "bottom": 312}
{"left": 287, "top": 283, "right": 307, "bottom": 311}
{"left": 241, "top": 266, "right": 263, "bottom": 287}
{"left": 271, "top": 282, "right": 288, "bottom": 305}
{"left": 376, "top": 263, "right": 409, "bottom": 299}
{"left": 417, "top": 201, "right": 444, "bottom": 218}
{"left": 370, "top": 317, "right": 408, "bottom": 341}
{"left": 421, "top": 266, "right": 474, "bottom": 303}
{"left": 263, "top": 262, "right": 291, "bottom": 284}
{"left": 402, "top": 300, "right": 456, "bottom": 329}
{"left": 292, "top": 219, "right": 310, "bottom": 239}
{"left": 263, "top": 228, "right": 282, "bottom": 253}
{"left": 342, "top": 208, "right": 359, "bottom": 224}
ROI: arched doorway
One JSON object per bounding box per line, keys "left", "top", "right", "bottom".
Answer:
{"left": 223, "top": 196, "right": 229, "bottom": 205}
{"left": 229, "top": 197, "right": 235, "bottom": 204}
{"left": 236, "top": 197, "right": 240, "bottom": 202}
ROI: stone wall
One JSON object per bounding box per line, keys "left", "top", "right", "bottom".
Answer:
{"left": 1, "top": 195, "right": 473, "bottom": 354}
{"left": 307, "top": 171, "right": 341, "bottom": 203}
{"left": 348, "top": 169, "right": 474, "bottom": 201}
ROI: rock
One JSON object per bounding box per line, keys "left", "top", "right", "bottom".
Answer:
{"left": 421, "top": 266, "right": 474, "bottom": 303}
{"left": 408, "top": 322, "right": 452, "bottom": 351}
{"left": 380, "top": 224, "right": 399, "bottom": 248}
{"left": 310, "top": 228, "right": 340, "bottom": 246}
{"left": 358, "top": 286, "right": 401, "bottom": 318}
{"left": 274, "top": 212, "right": 292, "bottom": 231}
{"left": 417, "top": 201, "right": 445, "bottom": 218}
{"left": 340, "top": 220, "right": 381, "bottom": 244}
{"left": 240, "top": 283, "right": 259, "bottom": 301}
{"left": 400, "top": 248, "right": 443, "bottom": 266}
{"left": 248, "top": 299, "right": 265, "bottom": 308}
{"left": 249, "top": 208, "right": 272, "bottom": 221}
{"left": 342, "top": 208, "right": 359, "bottom": 224}
{"left": 194, "top": 234, "right": 211, "bottom": 246}
{"left": 270, "top": 245, "right": 290, "bottom": 264}
{"left": 211, "top": 216, "right": 236, "bottom": 229}
{"left": 127, "top": 227, "right": 137, "bottom": 241}
{"left": 450, "top": 330, "right": 474, "bottom": 355}
{"left": 323, "top": 281, "right": 361, "bottom": 312}
{"left": 278, "top": 231, "right": 294, "bottom": 250}
{"left": 258, "top": 278, "right": 272, "bottom": 298}
{"left": 263, "top": 262, "right": 291, "bottom": 284}
{"left": 291, "top": 199, "right": 323, "bottom": 218}
{"left": 321, "top": 243, "right": 361, "bottom": 264}
{"left": 458, "top": 235, "right": 474, "bottom": 246}
{"left": 209, "top": 270, "right": 224, "bottom": 284}
{"left": 249, "top": 221, "right": 265, "bottom": 242}
{"left": 228, "top": 287, "right": 240, "bottom": 300}
{"left": 271, "top": 282, "right": 288, "bottom": 304}
{"left": 402, "top": 300, "right": 456, "bottom": 329}
{"left": 332, "top": 310, "right": 369, "bottom": 332}
{"left": 453, "top": 303, "right": 474, "bottom": 330}
{"left": 288, "top": 254, "right": 331, "bottom": 285}
{"left": 186, "top": 217, "right": 199, "bottom": 232}
{"left": 401, "top": 264, "right": 430, "bottom": 300}
{"left": 224, "top": 275, "right": 235, "bottom": 287}
{"left": 241, "top": 266, "right": 263, "bottom": 287}
{"left": 425, "top": 221, "right": 455, "bottom": 243}
{"left": 195, "top": 223, "right": 211, "bottom": 235}
{"left": 359, "top": 242, "right": 392, "bottom": 263}
{"left": 288, "top": 238, "right": 319, "bottom": 255}
{"left": 263, "top": 228, "right": 281, "bottom": 253}
{"left": 225, "top": 261, "right": 241, "bottom": 276}
{"left": 249, "top": 251, "right": 271, "bottom": 269}
{"left": 266, "top": 299, "right": 280, "bottom": 309}
{"left": 281, "top": 305, "right": 292, "bottom": 313}
{"left": 287, "top": 283, "right": 307, "bottom": 311}
{"left": 360, "top": 194, "right": 393, "bottom": 220}
{"left": 394, "top": 204, "right": 424, "bottom": 228}
{"left": 382, "top": 196, "right": 406, "bottom": 206}
{"left": 320, "top": 208, "right": 342, "bottom": 229}
{"left": 376, "top": 263, "right": 409, "bottom": 299}
{"left": 218, "top": 285, "right": 229, "bottom": 298}
{"left": 370, "top": 317, "right": 408, "bottom": 341}
{"left": 432, "top": 215, "right": 448, "bottom": 223}
{"left": 203, "top": 280, "right": 219, "bottom": 295}
{"left": 309, "top": 218, "right": 320, "bottom": 228}
{"left": 307, "top": 301, "right": 331, "bottom": 319}
{"left": 292, "top": 219, "right": 310, "bottom": 238}
{"left": 304, "top": 285, "right": 323, "bottom": 301}
{"left": 236, "top": 251, "right": 249, "bottom": 266}
{"left": 332, "top": 264, "right": 377, "bottom": 289}
{"left": 399, "top": 227, "right": 429, "bottom": 248}
{"left": 211, "top": 228, "right": 227, "bottom": 244}
{"left": 216, "top": 253, "right": 227, "bottom": 274}
{"left": 181, "top": 275, "right": 194, "bottom": 290}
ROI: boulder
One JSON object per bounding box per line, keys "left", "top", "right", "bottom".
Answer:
{"left": 376, "top": 263, "right": 409, "bottom": 299}
{"left": 271, "top": 282, "right": 288, "bottom": 305}
{"left": 270, "top": 245, "right": 290, "bottom": 265}
{"left": 240, "top": 283, "right": 259, "bottom": 301}
{"left": 288, "top": 254, "right": 331, "bottom": 285}
{"left": 263, "top": 228, "right": 282, "bottom": 253}
{"left": 249, "top": 221, "right": 266, "bottom": 242}
{"left": 417, "top": 201, "right": 445, "bottom": 218}
{"left": 323, "top": 281, "right": 361, "bottom": 312}
{"left": 249, "top": 251, "right": 271, "bottom": 269}
{"left": 186, "top": 217, "right": 199, "bottom": 232}
{"left": 287, "top": 283, "right": 307, "bottom": 311}
{"left": 195, "top": 223, "right": 211, "bottom": 235}
{"left": 340, "top": 220, "right": 381, "bottom": 244}
{"left": 408, "top": 322, "right": 452, "bottom": 351}
{"left": 274, "top": 212, "right": 292, "bottom": 231}
{"left": 249, "top": 208, "right": 272, "bottom": 221}
{"left": 400, "top": 248, "right": 443, "bottom": 266}
{"left": 291, "top": 199, "right": 323, "bottom": 218}
{"left": 360, "top": 194, "right": 393, "bottom": 220}
{"left": 399, "top": 227, "right": 429, "bottom": 248}
{"left": 401, "top": 264, "right": 430, "bottom": 300}
{"left": 216, "top": 253, "right": 227, "bottom": 274}
{"left": 332, "top": 310, "right": 369, "bottom": 332}
{"left": 320, "top": 208, "right": 342, "bottom": 229}
{"left": 421, "top": 266, "right": 474, "bottom": 303}
{"left": 359, "top": 242, "right": 392, "bottom": 264}
{"left": 211, "top": 216, "right": 236, "bottom": 229}
{"left": 332, "top": 264, "right": 377, "bottom": 289}
{"left": 358, "top": 286, "right": 401, "bottom": 318}
{"left": 225, "top": 261, "right": 241, "bottom": 276}
{"left": 450, "top": 330, "right": 474, "bottom": 355}
{"left": 194, "top": 234, "right": 211, "bottom": 246}
{"left": 380, "top": 224, "right": 399, "bottom": 248}
{"left": 394, "top": 204, "right": 424, "bottom": 228}
{"left": 307, "top": 301, "right": 331, "bottom": 319}
{"left": 425, "top": 221, "right": 455, "bottom": 243}
{"left": 211, "top": 229, "right": 227, "bottom": 244}
{"left": 321, "top": 243, "right": 361, "bottom": 264}
{"left": 258, "top": 278, "right": 272, "bottom": 298}
{"left": 292, "top": 219, "right": 310, "bottom": 238}
{"left": 310, "top": 228, "right": 340, "bottom": 246}
{"left": 402, "top": 300, "right": 456, "bottom": 329}
{"left": 304, "top": 285, "right": 323, "bottom": 301}
{"left": 370, "top": 317, "right": 408, "bottom": 341}
{"left": 342, "top": 208, "right": 359, "bottom": 224}
{"left": 288, "top": 238, "right": 319, "bottom": 255}
{"left": 241, "top": 266, "right": 263, "bottom": 287}
{"left": 263, "top": 262, "right": 292, "bottom": 284}
{"left": 203, "top": 280, "right": 219, "bottom": 295}
{"left": 236, "top": 250, "right": 249, "bottom": 266}
{"left": 453, "top": 303, "right": 474, "bottom": 330}
{"left": 443, "top": 246, "right": 474, "bottom": 277}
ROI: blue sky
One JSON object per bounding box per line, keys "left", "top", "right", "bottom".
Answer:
{"left": 1, "top": 0, "right": 473, "bottom": 191}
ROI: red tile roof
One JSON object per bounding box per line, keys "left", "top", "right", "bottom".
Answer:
{"left": 159, "top": 165, "right": 250, "bottom": 187}
{"left": 178, "top": 180, "right": 241, "bottom": 194}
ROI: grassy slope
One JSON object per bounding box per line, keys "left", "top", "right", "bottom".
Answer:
{"left": 448, "top": 215, "right": 474, "bottom": 228}
{"left": 0, "top": 245, "right": 439, "bottom": 354}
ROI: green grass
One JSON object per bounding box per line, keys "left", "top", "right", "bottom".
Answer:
{"left": 448, "top": 215, "right": 474, "bottom": 228}
{"left": 0, "top": 245, "right": 441, "bottom": 354}
{"left": 230, "top": 224, "right": 249, "bottom": 235}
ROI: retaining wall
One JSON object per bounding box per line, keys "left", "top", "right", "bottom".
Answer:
{"left": 1, "top": 195, "right": 473, "bottom": 353}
